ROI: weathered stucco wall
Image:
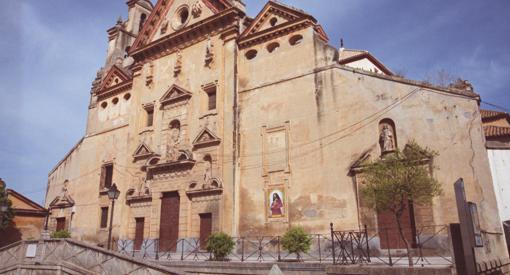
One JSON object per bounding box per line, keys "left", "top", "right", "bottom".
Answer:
{"left": 44, "top": 0, "right": 507, "bottom": 263}
{"left": 488, "top": 149, "right": 510, "bottom": 222}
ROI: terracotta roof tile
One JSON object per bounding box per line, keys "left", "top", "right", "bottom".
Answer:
{"left": 480, "top": 109, "right": 510, "bottom": 121}
{"left": 484, "top": 125, "right": 510, "bottom": 138}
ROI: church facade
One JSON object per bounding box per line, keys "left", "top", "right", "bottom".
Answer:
{"left": 44, "top": 0, "right": 507, "bottom": 261}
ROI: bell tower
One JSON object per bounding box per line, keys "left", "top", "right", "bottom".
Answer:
{"left": 104, "top": 0, "right": 153, "bottom": 69}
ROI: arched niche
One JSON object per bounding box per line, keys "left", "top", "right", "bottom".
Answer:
{"left": 379, "top": 118, "right": 397, "bottom": 154}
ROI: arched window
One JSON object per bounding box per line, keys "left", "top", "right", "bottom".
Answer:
{"left": 170, "top": 120, "right": 181, "bottom": 130}
{"left": 379, "top": 118, "right": 397, "bottom": 154}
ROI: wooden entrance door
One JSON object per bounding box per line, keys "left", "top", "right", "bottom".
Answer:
{"left": 56, "top": 217, "right": 66, "bottom": 231}
{"left": 377, "top": 200, "right": 417, "bottom": 249}
{"left": 159, "top": 192, "right": 180, "bottom": 251}
{"left": 199, "top": 213, "right": 212, "bottom": 250}
{"left": 134, "top": 218, "right": 145, "bottom": 251}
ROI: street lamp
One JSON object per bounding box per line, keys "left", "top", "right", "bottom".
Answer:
{"left": 107, "top": 183, "right": 121, "bottom": 250}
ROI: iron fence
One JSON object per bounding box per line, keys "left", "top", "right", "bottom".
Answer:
{"left": 110, "top": 224, "right": 453, "bottom": 267}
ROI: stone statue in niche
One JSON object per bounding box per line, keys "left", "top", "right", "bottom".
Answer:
{"left": 192, "top": 1, "right": 202, "bottom": 18}
{"left": 166, "top": 121, "right": 181, "bottom": 161}
{"left": 203, "top": 156, "right": 212, "bottom": 185}
{"left": 205, "top": 36, "right": 214, "bottom": 66}
{"left": 174, "top": 49, "right": 182, "bottom": 76}
{"left": 380, "top": 124, "right": 395, "bottom": 153}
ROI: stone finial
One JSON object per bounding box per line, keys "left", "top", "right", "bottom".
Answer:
{"left": 116, "top": 16, "right": 123, "bottom": 25}
{"left": 192, "top": 1, "right": 203, "bottom": 18}
{"left": 174, "top": 49, "right": 182, "bottom": 76}
{"left": 0, "top": 178, "right": 5, "bottom": 189}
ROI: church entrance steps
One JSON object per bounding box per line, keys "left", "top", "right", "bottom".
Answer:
{"left": 0, "top": 239, "right": 181, "bottom": 275}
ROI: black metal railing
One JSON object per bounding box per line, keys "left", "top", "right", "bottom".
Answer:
{"left": 110, "top": 224, "right": 452, "bottom": 267}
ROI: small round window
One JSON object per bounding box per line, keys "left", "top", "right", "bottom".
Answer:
{"left": 112, "top": 97, "right": 119, "bottom": 105}
{"left": 245, "top": 49, "right": 258, "bottom": 60}
{"left": 101, "top": 102, "right": 108, "bottom": 109}
{"left": 289, "top": 34, "right": 304, "bottom": 46}
{"left": 124, "top": 93, "right": 131, "bottom": 101}
{"left": 267, "top": 42, "right": 280, "bottom": 53}
{"left": 172, "top": 5, "right": 190, "bottom": 30}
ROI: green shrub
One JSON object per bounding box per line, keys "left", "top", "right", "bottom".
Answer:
{"left": 206, "top": 232, "right": 235, "bottom": 261}
{"left": 281, "top": 226, "right": 312, "bottom": 260}
{"left": 51, "top": 230, "right": 71, "bottom": 239}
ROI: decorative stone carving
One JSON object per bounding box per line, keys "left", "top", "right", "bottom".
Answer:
{"left": 145, "top": 62, "right": 154, "bottom": 88}
{"left": 49, "top": 180, "right": 75, "bottom": 209}
{"left": 380, "top": 124, "right": 395, "bottom": 153}
{"left": 192, "top": 1, "right": 202, "bottom": 18}
{"left": 160, "top": 20, "right": 169, "bottom": 35}
{"left": 174, "top": 49, "right": 182, "bottom": 76}
{"left": 205, "top": 36, "right": 214, "bottom": 67}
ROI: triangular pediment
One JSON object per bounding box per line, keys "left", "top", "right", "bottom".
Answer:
{"left": 192, "top": 127, "right": 221, "bottom": 148}
{"left": 132, "top": 0, "right": 233, "bottom": 50}
{"left": 49, "top": 194, "right": 75, "bottom": 209}
{"left": 160, "top": 84, "right": 192, "bottom": 106}
{"left": 133, "top": 143, "right": 154, "bottom": 160}
{"left": 97, "top": 65, "right": 132, "bottom": 93}
{"left": 241, "top": 1, "right": 314, "bottom": 38}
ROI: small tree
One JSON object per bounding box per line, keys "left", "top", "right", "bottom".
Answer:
{"left": 361, "top": 141, "right": 442, "bottom": 266}
{"left": 0, "top": 184, "right": 14, "bottom": 230}
{"left": 206, "top": 232, "right": 235, "bottom": 261}
{"left": 281, "top": 226, "right": 312, "bottom": 261}
{"left": 51, "top": 230, "right": 71, "bottom": 239}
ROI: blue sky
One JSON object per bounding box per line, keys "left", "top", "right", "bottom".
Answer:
{"left": 1, "top": 0, "right": 509, "bottom": 205}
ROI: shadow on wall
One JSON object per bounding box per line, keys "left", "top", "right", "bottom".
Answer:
{"left": 0, "top": 223, "right": 23, "bottom": 248}
{"left": 504, "top": 221, "right": 510, "bottom": 256}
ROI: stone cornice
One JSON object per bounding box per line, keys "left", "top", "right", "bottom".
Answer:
{"left": 97, "top": 81, "right": 133, "bottom": 101}
{"left": 238, "top": 18, "right": 313, "bottom": 49}
{"left": 130, "top": 8, "right": 243, "bottom": 64}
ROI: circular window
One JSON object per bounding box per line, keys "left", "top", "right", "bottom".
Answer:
{"left": 172, "top": 5, "right": 191, "bottom": 30}
{"left": 101, "top": 102, "right": 108, "bottom": 109}
{"left": 267, "top": 42, "right": 280, "bottom": 53}
{"left": 112, "top": 97, "right": 119, "bottom": 105}
{"left": 124, "top": 93, "right": 131, "bottom": 101}
{"left": 270, "top": 17, "right": 278, "bottom": 27}
{"left": 289, "top": 34, "right": 304, "bottom": 46}
{"left": 245, "top": 49, "right": 258, "bottom": 60}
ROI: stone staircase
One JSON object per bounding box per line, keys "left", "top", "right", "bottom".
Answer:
{"left": 0, "top": 239, "right": 180, "bottom": 274}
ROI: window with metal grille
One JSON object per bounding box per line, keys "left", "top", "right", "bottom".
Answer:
{"left": 100, "top": 207, "right": 108, "bottom": 228}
